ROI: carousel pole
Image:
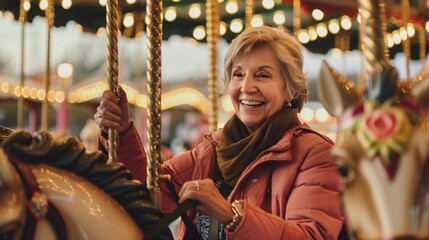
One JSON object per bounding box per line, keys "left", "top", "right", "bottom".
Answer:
{"left": 418, "top": 26, "right": 426, "bottom": 68}
{"left": 380, "top": 0, "right": 390, "bottom": 59}
{"left": 358, "top": 0, "right": 393, "bottom": 96}
{"left": 17, "top": 0, "right": 27, "bottom": 129}
{"left": 146, "top": 0, "right": 168, "bottom": 209}
{"left": 244, "top": 0, "right": 254, "bottom": 30}
{"left": 293, "top": 0, "right": 301, "bottom": 34}
{"left": 134, "top": 13, "right": 146, "bottom": 140}
{"left": 357, "top": 10, "right": 366, "bottom": 90}
{"left": 206, "top": 0, "right": 220, "bottom": 132}
{"left": 401, "top": 0, "right": 411, "bottom": 84}
{"left": 41, "top": 0, "right": 54, "bottom": 131}
{"left": 105, "top": 0, "right": 119, "bottom": 164}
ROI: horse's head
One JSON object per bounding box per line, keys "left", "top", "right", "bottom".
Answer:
{"left": 0, "top": 148, "right": 27, "bottom": 240}
{"left": 317, "top": 1, "right": 429, "bottom": 238}
{"left": 0, "top": 126, "right": 26, "bottom": 240}
{"left": 318, "top": 60, "right": 429, "bottom": 239}
{"left": 0, "top": 129, "right": 173, "bottom": 240}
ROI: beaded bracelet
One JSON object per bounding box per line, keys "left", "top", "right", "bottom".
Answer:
{"left": 225, "top": 200, "right": 244, "bottom": 233}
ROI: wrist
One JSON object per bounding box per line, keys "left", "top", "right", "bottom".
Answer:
{"left": 224, "top": 200, "right": 244, "bottom": 233}
{"left": 119, "top": 121, "right": 132, "bottom": 137}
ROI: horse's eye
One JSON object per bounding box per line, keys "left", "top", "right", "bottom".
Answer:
{"left": 337, "top": 164, "right": 349, "bottom": 178}
{"left": 334, "top": 156, "right": 355, "bottom": 185}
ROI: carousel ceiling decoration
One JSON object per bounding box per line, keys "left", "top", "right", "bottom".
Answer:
{"left": 1, "top": 0, "right": 428, "bottom": 57}
{"left": 0, "top": 0, "right": 428, "bottom": 129}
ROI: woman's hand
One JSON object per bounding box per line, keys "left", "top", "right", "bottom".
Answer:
{"left": 179, "top": 179, "right": 234, "bottom": 224}
{"left": 94, "top": 86, "right": 131, "bottom": 135}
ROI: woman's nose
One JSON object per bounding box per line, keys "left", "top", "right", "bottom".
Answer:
{"left": 241, "top": 75, "right": 257, "bottom": 93}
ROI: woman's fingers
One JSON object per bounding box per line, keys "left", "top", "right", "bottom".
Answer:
{"left": 94, "top": 88, "right": 131, "bottom": 135}
{"left": 94, "top": 91, "right": 123, "bottom": 131}
{"left": 98, "top": 109, "right": 120, "bottom": 125}
{"left": 95, "top": 111, "right": 118, "bottom": 132}
{"left": 117, "top": 86, "right": 129, "bottom": 109}
{"left": 178, "top": 180, "right": 217, "bottom": 207}
{"left": 116, "top": 86, "right": 131, "bottom": 133}
{"left": 102, "top": 89, "right": 119, "bottom": 103}
{"left": 178, "top": 179, "right": 234, "bottom": 223}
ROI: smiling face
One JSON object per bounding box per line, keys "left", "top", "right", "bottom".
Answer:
{"left": 228, "top": 45, "right": 288, "bottom": 132}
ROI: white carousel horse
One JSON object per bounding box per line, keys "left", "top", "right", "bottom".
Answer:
{"left": 0, "top": 127, "right": 173, "bottom": 240}
{"left": 318, "top": 61, "right": 429, "bottom": 240}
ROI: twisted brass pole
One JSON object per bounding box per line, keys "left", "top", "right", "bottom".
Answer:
{"left": 42, "top": 0, "right": 54, "bottom": 131}
{"left": 293, "top": 0, "right": 301, "bottom": 35}
{"left": 18, "top": 0, "right": 27, "bottom": 129}
{"left": 146, "top": 0, "right": 164, "bottom": 209}
{"left": 358, "top": 0, "right": 390, "bottom": 83}
{"left": 380, "top": 0, "right": 390, "bottom": 59}
{"left": 206, "top": 0, "right": 220, "bottom": 132}
{"left": 401, "top": 0, "right": 410, "bottom": 83}
{"left": 357, "top": 11, "right": 366, "bottom": 90}
{"left": 244, "top": 0, "right": 254, "bottom": 30}
{"left": 419, "top": 26, "right": 426, "bottom": 68}
{"left": 342, "top": 30, "right": 350, "bottom": 52}
{"left": 105, "top": 0, "right": 119, "bottom": 164}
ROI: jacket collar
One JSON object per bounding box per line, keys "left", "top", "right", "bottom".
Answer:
{"left": 261, "top": 123, "right": 310, "bottom": 154}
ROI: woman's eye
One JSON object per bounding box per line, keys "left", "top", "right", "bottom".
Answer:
{"left": 257, "top": 73, "right": 269, "bottom": 78}
{"left": 232, "top": 72, "right": 243, "bottom": 77}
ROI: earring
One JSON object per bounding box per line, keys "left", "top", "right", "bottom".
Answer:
{"left": 284, "top": 101, "right": 292, "bottom": 108}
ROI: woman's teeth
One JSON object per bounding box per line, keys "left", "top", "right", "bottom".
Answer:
{"left": 240, "top": 100, "right": 263, "bottom": 106}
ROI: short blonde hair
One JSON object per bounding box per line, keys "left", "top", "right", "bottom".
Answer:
{"left": 223, "top": 26, "right": 308, "bottom": 110}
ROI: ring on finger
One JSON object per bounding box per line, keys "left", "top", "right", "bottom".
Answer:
{"left": 193, "top": 181, "right": 200, "bottom": 192}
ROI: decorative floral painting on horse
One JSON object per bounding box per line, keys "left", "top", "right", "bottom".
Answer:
{"left": 317, "top": 1, "right": 429, "bottom": 238}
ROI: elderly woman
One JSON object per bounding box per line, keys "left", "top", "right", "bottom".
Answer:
{"left": 95, "top": 26, "right": 344, "bottom": 239}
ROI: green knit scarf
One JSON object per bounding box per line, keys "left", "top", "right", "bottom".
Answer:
{"left": 217, "top": 107, "right": 301, "bottom": 187}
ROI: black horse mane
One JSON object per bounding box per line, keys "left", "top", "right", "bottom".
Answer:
{"left": 1, "top": 128, "right": 172, "bottom": 240}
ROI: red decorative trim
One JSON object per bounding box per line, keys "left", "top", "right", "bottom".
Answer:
{"left": 7, "top": 151, "right": 68, "bottom": 240}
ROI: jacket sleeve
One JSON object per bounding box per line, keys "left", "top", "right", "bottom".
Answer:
{"left": 160, "top": 132, "right": 219, "bottom": 212}
{"left": 227, "top": 201, "right": 316, "bottom": 239}
{"left": 227, "top": 133, "right": 344, "bottom": 240}
{"left": 98, "top": 122, "right": 147, "bottom": 181}
{"left": 98, "top": 126, "right": 219, "bottom": 214}
{"left": 98, "top": 123, "right": 186, "bottom": 213}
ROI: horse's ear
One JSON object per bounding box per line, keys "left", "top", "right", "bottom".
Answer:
{"left": 410, "top": 65, "right": 429, "bottom": 109}
{"left": 317, "top": 60, "right": 361, "bottom": 118}
{"left": 0, "top": 126, "right": 13, "bottom": 145}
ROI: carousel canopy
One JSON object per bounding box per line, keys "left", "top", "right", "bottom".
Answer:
{"left": 0, "top": 0, "right": 428, "bottom": 134}
{"left": 0, "top": 16, "right": 425, "bottom": 96}
{"left": 0, "top": 0, "right": 428, "bottom": 110}
{"left": 1, "top": 0, "right": 428, "bottom": 57}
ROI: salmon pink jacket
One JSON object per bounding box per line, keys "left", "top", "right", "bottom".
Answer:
{"left": 98, "top": 123, "right": 344, "bottom": 240}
